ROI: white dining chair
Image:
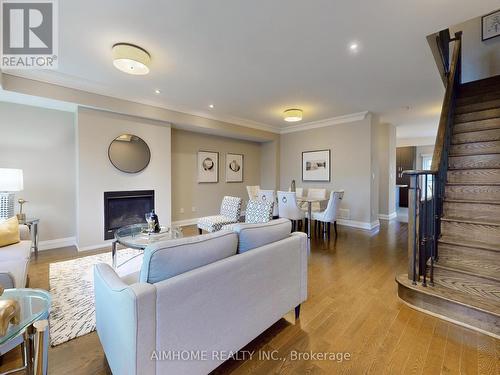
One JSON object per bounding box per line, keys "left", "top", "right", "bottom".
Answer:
{"left": 310, "top": 190, "right": 344, "bottom": 236}
{"left": 246, "top": 185, "right": 260, "bottom": 201}
{"left": 258, "top": 189, "right": 279, "bottom": 217}
{"left": 277, "top": 191, "right": 305, "bottom": 232}
{"left": 288, "top": 187, "right": 304, "bottom": 197}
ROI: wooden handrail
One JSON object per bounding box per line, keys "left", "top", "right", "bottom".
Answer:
{"left": 430, "top": 31, "right": 462, "bottom": 172}
{"left": 403, "top": 31, "right": 462, "bottom": 285}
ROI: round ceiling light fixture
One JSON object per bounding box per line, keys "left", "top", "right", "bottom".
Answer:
{"left": 112, "top": 43, "right": 151, "bottom": 75}
{"left": 283, "top": 108, "right": 303, "bottom": 122}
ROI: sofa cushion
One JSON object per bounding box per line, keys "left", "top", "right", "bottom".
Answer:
{"left": 140, "top": 230, "right": 238, "bottom": 283}
{"left": 224, "top": 218, "right": 292, "bottom": 253}
{"left": 0, "top": 217, "right": 20, "bottom": 248}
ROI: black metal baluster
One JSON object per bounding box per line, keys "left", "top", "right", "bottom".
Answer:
{"left": 422, "top": 174, "right": 428, "bottom": 287}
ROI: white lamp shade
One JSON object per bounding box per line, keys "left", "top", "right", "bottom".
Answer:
{"left": 0, "top": 169, "right": 23, "bottom": 191}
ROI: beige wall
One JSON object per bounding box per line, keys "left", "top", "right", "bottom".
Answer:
{"left": 77, "top": 107, "right": 172, "bottom": 250}
{"left": 260, "top": 139, "right": 280, "bottom": 190}
{"left": 377, "top": 123, "right": 397, "bottom": 217}
{"left": 171, "top": 129, "right": 262, "bottom": 222}
{"left": 0, "top": 102, "right": 76, "bottom": 246}
{"left": 451, "top": 16, "right": 500, "bottom": 83}
{"left": 279, "top": 115, "right": 377, "bottom": 226}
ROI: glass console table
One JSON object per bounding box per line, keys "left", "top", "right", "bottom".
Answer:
{"left": 0, "top": 288, "right": 51, "bottom": 375}
{"left": 112, "top": 224, "right": 183, "bottom": 268}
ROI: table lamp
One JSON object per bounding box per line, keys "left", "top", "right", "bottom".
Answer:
{"left": 0, "top": 169, "right": 23, "bottom": 220}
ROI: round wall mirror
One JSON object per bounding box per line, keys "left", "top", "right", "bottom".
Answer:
{"left": 108, "top": 134, "right": 151, "bottom": 173}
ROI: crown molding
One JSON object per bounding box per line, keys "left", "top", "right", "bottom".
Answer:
{"left": 280, "top": 111, "right": 370, "bottom": 134}
{"left": 3, "top": 72, "right": 281, "bottom": 134}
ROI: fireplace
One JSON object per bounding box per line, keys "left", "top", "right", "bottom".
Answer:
{"left": 104, "top": 190, "right": 154, "bottom": 240}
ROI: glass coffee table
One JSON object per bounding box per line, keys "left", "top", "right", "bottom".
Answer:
{"left": 112, "top": 223, "right": 183, "bottom": 268}
{"left": 0, "top": 288, "right": 51, "bottom": 375}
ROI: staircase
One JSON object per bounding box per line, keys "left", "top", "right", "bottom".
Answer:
{"left": 396, "top": 31, "right": 500, "bottom": 338}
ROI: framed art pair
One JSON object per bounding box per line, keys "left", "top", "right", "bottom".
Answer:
{"left": 197, "top": 151, "right": 243, "bottom": 183}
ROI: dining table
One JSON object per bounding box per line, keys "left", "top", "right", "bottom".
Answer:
{"left": 296, "top": 196, "right": 329, "bottom": 238}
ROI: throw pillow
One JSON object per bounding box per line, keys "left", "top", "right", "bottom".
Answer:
{"left": 0, "top": 217, "right": 21, "bottom": 247}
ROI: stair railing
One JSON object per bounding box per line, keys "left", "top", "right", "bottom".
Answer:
{"left": 404, "top": 31, "right": 462, "bottom": 286}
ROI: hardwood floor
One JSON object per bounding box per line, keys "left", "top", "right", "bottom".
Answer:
{"left": 1, "top": 221, "right": 498, "bottom": 374}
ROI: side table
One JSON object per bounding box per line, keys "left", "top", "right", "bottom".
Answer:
{"left": 20, "top": 219, "right": 40, "bottom": 259}
{"left": 0, "top": 288, "right": 50, "bottom": 375}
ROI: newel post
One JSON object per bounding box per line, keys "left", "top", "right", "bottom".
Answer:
{"left": 406, "top": 172, "right": 419, "bottom": 284}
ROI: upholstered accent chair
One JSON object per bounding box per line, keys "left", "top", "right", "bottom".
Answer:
{"left": 244, "top": 199, "right": 273, "bottom": 224}
{"left": 309, "top": 190, "right": 344, "bottom": 236}
{"left": 246, "top": 185, "right": 260, "bottom": 200}
{"left": 277, "top": 191, "right": 305, "bottom": 232}
{"left": 258, "top": 189, "right": 279, "bottom": 218}
{"left": 197, "top": 196, "right": 243, "bottom": 234}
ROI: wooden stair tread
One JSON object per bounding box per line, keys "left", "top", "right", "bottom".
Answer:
{"left": 456, "top": 90, "right": 500, "bottom": 106}
{"left": 455, "top": 109, "right": 500, "bottom": 124}
{"left": 396, "top": 274, "right": 500, "bottom": 317}
{"left": 439, "top": 236, "right": 500, "bottom": 253}
{"left": 441, "top": 216, "right": 500, "bottom": 226}
{"left": 444, "top": 198, "right": 500, "bottom": 205}
{"left": 445, "top": 184, "right": 500, "bottom": 201}
{"left": 450, "top": 139, "right": 500, "bottom": 156}
{"left": 453, "top": 118, "right": 500, "bottom": 134}
{"left": 451, "top": 129, "right": 500, "bottom": 144}
{"left": 446, "top": 181, "right": 500, "bottom": 185}
{"left": 438, "top": 243, "right": 500, "bottom": 281}
{"left": 433, "top": 263, "right": 500, "bottom": 284}
{"left": 448, "top": 154, "right": 500, "bottom": 169}
{"left": 447, "top": 169, "right": 500, "bottom": 184}
{"left": 455, "top": 98, "right": 500, "bottom": 114}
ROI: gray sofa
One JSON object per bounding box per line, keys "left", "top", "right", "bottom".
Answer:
{"left": 94, "top": 218, "right": 308, "bottom": 375}
{"left": 0, "top": 224, "right": 31, "bottom": 288}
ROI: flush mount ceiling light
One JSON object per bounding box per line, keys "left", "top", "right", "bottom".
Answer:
{"left": 349, "top": 41, "right": 360, "bottom": 53}
{"left": 112, "top": 43, "right": 151, "bottom": 75}
{"left": 283, "top": 108, "right": 303, "bottom": 122}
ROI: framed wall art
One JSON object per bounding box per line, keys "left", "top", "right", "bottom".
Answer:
{"left": 482, "top": 10, "right": 500, "bottom": 41}
{"left": 197, "top": 151, "right": 219, "bottom": 183}
{"left": 226, "top": 153, "right": 243, "bottom": 183}
{"left": 302, "top": 149, "right": 331, "bottom": 182}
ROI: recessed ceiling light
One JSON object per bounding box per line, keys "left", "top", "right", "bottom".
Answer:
{"left": 283, "top": 108, "right": 303, "bottom": 122}
{"left": 209, "top": 104, "right": 215, "bottom": 109}
{"left": 349, "top": 42, "right": 359, "bottom": 53}
{"left": 112, "top": 43, "right": 151, "bottom": 75}
{"left": 154, "top": 89, "right": 161, "bottom": 94}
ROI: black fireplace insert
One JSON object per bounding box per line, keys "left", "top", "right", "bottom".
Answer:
{"left": 104, "top": 190, "right": 154, "bottom": 240}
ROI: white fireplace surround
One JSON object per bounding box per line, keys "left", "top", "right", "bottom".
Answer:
{"left": 76, "top": 108, "right": 172, "bottom": 251}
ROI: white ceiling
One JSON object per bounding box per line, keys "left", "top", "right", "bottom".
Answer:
{"left": 2, "top": 0, "right": 499, "bottom": 132}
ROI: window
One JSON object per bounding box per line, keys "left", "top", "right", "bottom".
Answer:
{"left": 421, "top": 154, "right": 433, "bottom": 199}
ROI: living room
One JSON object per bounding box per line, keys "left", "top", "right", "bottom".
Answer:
{"left": 0, "top": 1, "right": 499, "bottom": 374}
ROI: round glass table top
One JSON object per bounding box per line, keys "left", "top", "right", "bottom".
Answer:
{"left": 114, "top": 223, "right": 183, "bottom": 249}
{"left": 0, "top": 288, "right": 51, "bottom": 345}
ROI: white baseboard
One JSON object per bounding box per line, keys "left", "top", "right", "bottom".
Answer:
{"left": 38, "top": 237, "right": 76, "bottom": 251}
{"left": 77, "top": 241, "right": 113, "bottom": 252}
{"left": 174, "top": 217, "right": 380, "bottom": 231}
{"left": 378, "top": 212, "right": 397, "bottom": 221}
{"left": 172, "top": 218, "right": 199, "bottom": 227}
{"left": 337, "top": 219, "right": 380, "bottom": 231}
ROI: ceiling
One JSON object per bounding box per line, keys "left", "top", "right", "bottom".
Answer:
{"left": 2, "top": 0, "right": 499, "bottom": 132}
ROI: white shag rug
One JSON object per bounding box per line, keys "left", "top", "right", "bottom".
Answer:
{"left": 49, "top": 249, "right": 143, "bottom": 346}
